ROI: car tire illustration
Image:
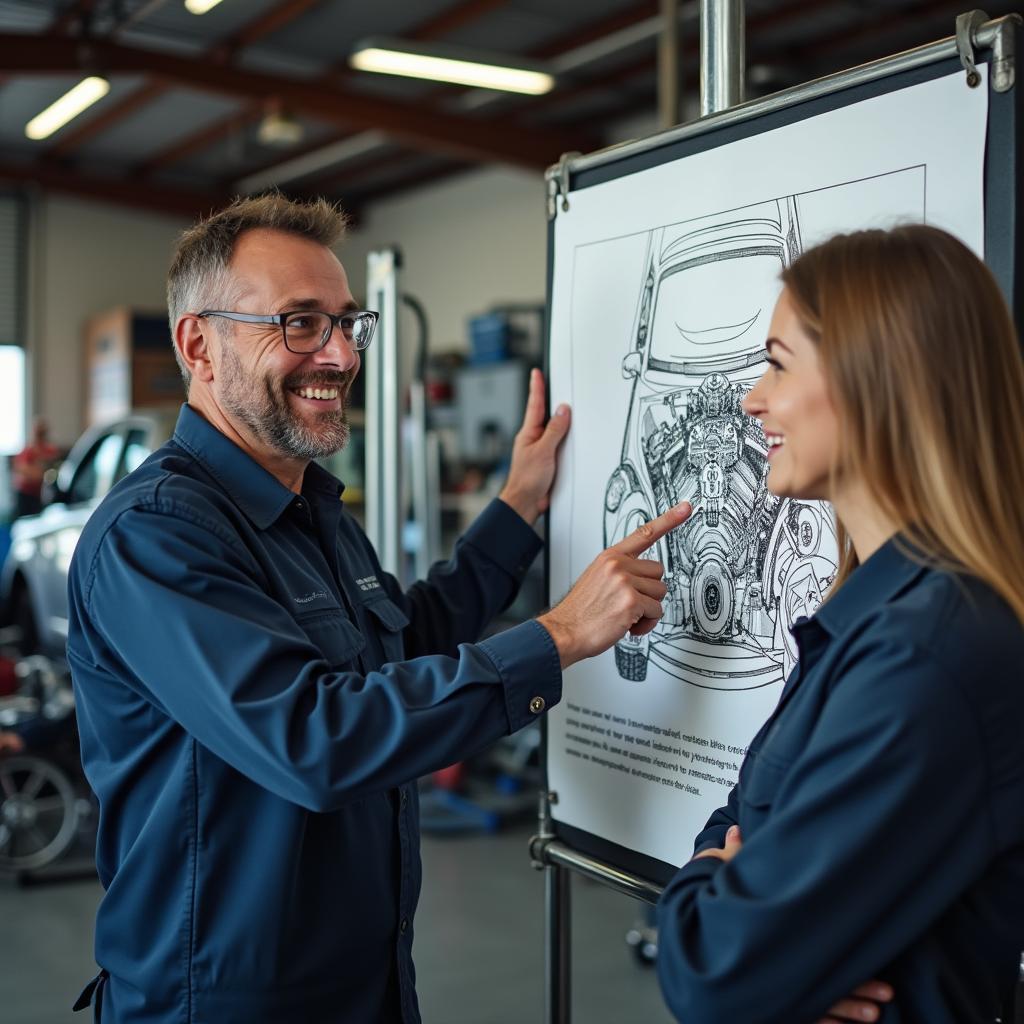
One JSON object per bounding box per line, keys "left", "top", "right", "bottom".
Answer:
{"left": 614, "top": 639, "right": 649, "bottom": 681}
{"left": 605, "top": 489, "right": 659, "bottom": 683}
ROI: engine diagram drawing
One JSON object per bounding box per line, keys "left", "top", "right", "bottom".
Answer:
{"left": 600, "top": 190, "right": 861, "bottom": 690}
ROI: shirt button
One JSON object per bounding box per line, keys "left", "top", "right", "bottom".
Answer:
{"left": 400, "top": 918, "right": 409, "bottom": 934}
{"left": 400, "top": 789, "right": 408, "bottom": 808}
{"left": 529, "top": 696, "right": 546, "bottom": 714}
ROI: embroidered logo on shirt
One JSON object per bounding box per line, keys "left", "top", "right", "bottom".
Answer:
{"left": 294, "top": 591, "right": 331, "bottom": 605}
{"left": 355, "top": 575, "right": 382, "bottom": 592}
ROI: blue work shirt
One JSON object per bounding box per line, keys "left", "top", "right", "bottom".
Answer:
{"left": 656, "top": 538, "right": 1024, "bottom": 1023}
{"left": 67, "top": 404, "right": 562, "bottom": 1023}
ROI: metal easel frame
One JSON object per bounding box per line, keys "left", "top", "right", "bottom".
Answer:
{"left": 533, "top": 9, "right": 1022, "bottom": 1023}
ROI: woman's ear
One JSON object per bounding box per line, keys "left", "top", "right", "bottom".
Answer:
{"left": 175, "top": 315, "right": 215, "bottom": 384}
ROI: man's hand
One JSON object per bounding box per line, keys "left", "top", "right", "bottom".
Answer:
{"left": 693, "top": 827, "right": 895, "bottom": 1022}
{"left": 498, "top": 369, "right": 571, "bottom": 526}
{"left": 537, "top": 502, "right": 691, "bottom": 668}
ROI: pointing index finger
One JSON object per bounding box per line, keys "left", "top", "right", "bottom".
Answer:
{"left": 614, "top": 502, "right": 692, "bottom": 557}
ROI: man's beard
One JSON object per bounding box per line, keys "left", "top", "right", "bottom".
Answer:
{"left": 219, "top": 340, "right": 353, "bottom": 461}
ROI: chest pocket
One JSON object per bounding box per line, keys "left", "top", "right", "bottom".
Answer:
{"left": 296, "top": 610, "right": 366, "bottom": 668}
{"left": 361, "top": 596, "right": 410, "bottom": 665}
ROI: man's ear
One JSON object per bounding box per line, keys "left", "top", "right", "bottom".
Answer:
{"left": 175, "top": 315, "right": 216, "bottom": 384}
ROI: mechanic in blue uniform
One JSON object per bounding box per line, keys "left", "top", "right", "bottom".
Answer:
{"left": 655, "top": 225, "right": 1024, "bottom": 1023}
{"left": 67, "top": 193, "right": 690, "bottom": 1023}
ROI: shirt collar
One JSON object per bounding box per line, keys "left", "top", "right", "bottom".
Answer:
{"left": 812, "top": 534, "right": 929, "bottom": 638}
{"left": 171, "top": 404, "right": 343, "bottom": 530}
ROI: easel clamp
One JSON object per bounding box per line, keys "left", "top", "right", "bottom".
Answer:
{"left": 958, "top": 10, "right": 991, "bottom": 87}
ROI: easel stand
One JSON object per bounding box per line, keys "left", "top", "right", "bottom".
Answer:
{"left": 533, "top": 7, "right": 1021, "bottom": 1022}
{"left": 529, "top": 792, "right": 664, "bottom": 1023}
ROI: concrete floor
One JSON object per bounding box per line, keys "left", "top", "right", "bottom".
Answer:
{"left": 0, "top": 822, "right": 674, "bottom": 1024}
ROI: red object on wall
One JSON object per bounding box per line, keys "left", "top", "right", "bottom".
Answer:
{"left": 0, "top": 656, "right": 17, "bottom": 697}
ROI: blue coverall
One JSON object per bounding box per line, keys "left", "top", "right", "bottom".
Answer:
{"left": 656, "top": 540, "right": 1024, "bottom": 1023}
{"left": 67, "top": 404, "right": 562, "bottom": 1023}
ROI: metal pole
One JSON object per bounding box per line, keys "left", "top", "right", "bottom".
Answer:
{"left": 535, "top": 791, "right": 572, "bottom": 1024}
{"left": 546, "top": 863, "right": 571, "bottom": 1023}
{"left": 408, "top": 381, "right": 442, "bottom": 579}
{"left": 700, "top": 0, "right": 745, "bottom": 117}
{"left": 365, "top": 248, "right": 403, "bottom": 580}
{"left": 556, "top": 14, "right": 1020, "bottom": 181}
{"left": 658, "top": 0, "right": 681, "bottom": 129}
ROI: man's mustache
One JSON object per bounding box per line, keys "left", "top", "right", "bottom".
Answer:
{"left": 283, "top": 371, "right": 356, "bottom": 389}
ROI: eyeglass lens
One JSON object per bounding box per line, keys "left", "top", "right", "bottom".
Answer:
{"left": 284, "top": 312, "right": 375, "bottom": 352}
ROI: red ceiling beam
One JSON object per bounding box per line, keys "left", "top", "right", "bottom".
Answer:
{"left": 133, "top": 0, "right": 516, "bottom": 180}
{"left": 0, "top": 33, "right": 597, "bottom": 169}
{"left": 40, "top": 0, "right": 325, "bottom": 159}
{"left": 207, "top": 0, "right": 325, "bottom": 63}
{"left": 0, "top": 160, "right": 229, "bottom": 219}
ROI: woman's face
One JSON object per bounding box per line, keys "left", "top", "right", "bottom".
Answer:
{"left": 742, "top": 288, "right": 840, "bottom": 501}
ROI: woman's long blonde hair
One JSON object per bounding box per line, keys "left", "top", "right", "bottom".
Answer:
{"left": 781, "top": 224, "right": 1024, "bottom": 625}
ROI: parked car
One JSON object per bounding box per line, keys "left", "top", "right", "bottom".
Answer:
{"left": 1, "top": 410, "right": 178, "bottom": 656}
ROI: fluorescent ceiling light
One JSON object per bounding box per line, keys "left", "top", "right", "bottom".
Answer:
{"left": 184, "top": 0, "right": 224, "bottom": 13}
{"left": 350, "top": 39, "right": 554, "bottom": 95}
{"left": 25, "top": 77, "right": 111, "bottom": 141}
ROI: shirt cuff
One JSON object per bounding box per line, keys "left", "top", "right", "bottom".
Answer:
{"left": 477, "top": 619, "right": 562, "bottom": 732}
{"left": 461, "top": 498, "right": 543, "bottom": 583}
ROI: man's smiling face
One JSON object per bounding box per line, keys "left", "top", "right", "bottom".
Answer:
{"left": 211, "top": 227, "right": 360, "bottom": 463}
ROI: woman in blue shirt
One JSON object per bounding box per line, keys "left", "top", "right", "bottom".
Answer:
{"left": 655, "top": 224, "right": 1024, "bottom": 1024}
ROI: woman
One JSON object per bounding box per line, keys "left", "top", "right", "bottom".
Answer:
{"left": 656, "top": 225, "right": 1024, "bottom": 1023}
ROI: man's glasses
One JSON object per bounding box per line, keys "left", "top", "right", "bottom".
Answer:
{"left": 197, "top": 309, "right": 379, "bottom": 354}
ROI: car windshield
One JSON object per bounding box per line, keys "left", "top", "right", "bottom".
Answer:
{"left": 648, "top": 250, "right": 784, "bottom": 372}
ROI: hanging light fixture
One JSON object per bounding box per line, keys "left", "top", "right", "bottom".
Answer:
{"left": 350, "top": 38, "right": 555, "bottom": 95}
{"left": 184, "top": 0, "right": 225, "bottom": 13}
{"left": 25, "top": 77, "right": 110, "bottom": 141}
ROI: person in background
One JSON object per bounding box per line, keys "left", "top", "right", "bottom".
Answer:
{"left": 0, "top": 730, "right": 24, "bottom": 756}
{"left": 11, "top": 416, "right": 60, "bottom": 519}
{"left": 655, "top": 224, "right": 1024, "bottom": 1023}
{"left": 65, "top": 192, "right": 689, "bottom": 1024}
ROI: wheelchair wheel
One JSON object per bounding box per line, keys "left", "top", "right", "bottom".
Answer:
{"left": 0, "top": 755, "right": 78, "bottom": 873}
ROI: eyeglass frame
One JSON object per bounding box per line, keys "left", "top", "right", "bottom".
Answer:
{"left": 196, "top": 308, "right": 380, "bottom": 353}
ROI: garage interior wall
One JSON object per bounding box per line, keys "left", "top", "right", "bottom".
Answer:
{"left": 340, "top": 165, "right": 547, "bottom": 362}
{"left": 30, "top": 195, "right": 189, "bottom": 447}
{"left": 25, "top": 165, "right": 547, "bottom": 447}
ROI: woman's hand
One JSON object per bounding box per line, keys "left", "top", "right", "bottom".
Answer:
{"left": 818, "top": 980, "right": 893, "bottom": 1022}
{"left": 692, "top": 827, "right": 895, "bottom": 1021}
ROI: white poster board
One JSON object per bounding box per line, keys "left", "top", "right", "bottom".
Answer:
{"left": 546, "top": 68, "right": 989, "bottom": 870}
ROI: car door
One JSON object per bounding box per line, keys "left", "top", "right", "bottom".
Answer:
{"left": 34, "top": 428, "right": 127, "bottom": 648}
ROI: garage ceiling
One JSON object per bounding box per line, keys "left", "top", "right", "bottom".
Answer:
{"left": 0, "top": 0, "right": 1017, "bottom": 220}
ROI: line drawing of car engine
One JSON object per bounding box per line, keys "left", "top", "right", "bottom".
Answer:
{"left": 602, "top": 195, "right": 840, "bottom": 689}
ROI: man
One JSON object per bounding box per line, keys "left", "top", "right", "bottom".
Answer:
{"left": 67, "top": 194, "right": 687, "bottom": 1023}
{"left": 11, "top": 416, "right": 60, "bottom": 519}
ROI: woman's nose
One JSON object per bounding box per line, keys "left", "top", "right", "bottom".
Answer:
{"left": 742, "top": 376, "right": 766, "bottom": 418}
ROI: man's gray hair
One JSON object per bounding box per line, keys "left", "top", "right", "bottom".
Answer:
{"left": 166, "top": 192, "right": 349, "bottom": 389}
